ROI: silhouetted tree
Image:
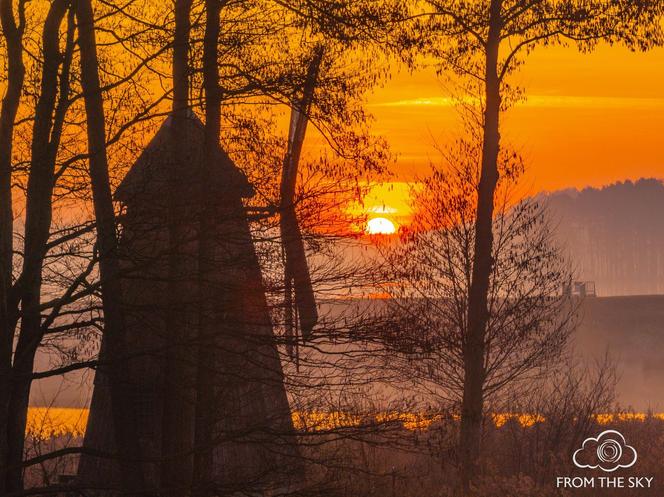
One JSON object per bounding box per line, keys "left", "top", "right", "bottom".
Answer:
{"left": 383, "top": 143, "right": 576, "bottom": 416}
{"left": 76, "top": 0, "right": 147, "bottom": 493}
{"left": 6, "top": 2, "right": 73, "bottom": 491}
{"left": 396, "top": 1, "right": 664, "bottom": 491}
{"left": 0, "top": 0, "right": 27, "bottom": 491}
{"left": 160, "top": 1, "right": 196, "bottom": 495}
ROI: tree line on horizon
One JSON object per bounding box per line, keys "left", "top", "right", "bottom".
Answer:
{"left": 545, "top": 178, "right": 664, "bottom": 296}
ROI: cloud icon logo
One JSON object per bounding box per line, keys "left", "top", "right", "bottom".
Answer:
{"left": 573, "top": 430, "right": 637, "bottom": 472}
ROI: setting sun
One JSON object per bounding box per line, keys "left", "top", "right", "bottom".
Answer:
{"left": 366, "top": 217, "right": 397, "bottom": 235}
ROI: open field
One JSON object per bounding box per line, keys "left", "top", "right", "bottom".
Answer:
{"left": 23, "top": 407, "right": 664, "bottom": 496}
{"left": 29, "top": 295, "right": 664, "bottom": 411}
{"left": 576, "top": 295, "right": 664, "bottom": 409}
{"left": 22, "top": 295, "right": 664, "bottom": 495}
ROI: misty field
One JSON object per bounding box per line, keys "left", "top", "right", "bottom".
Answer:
{"left": 22, "top": 407, "right": 664, "bottom": 496}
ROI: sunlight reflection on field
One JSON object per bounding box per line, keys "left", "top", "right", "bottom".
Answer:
{"left": 25, "top": 408, "right": 664, "bottom": 439}
{"left": 27, "top": 407, "right": 89, "bottom": 439}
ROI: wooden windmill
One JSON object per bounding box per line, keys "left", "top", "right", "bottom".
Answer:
{"left": 77, "top": 113, "right": 298, "bottom": 495}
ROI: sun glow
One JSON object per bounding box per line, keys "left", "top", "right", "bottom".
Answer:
{"left": 366, "top": 217, "right": 397, "bottom": 235}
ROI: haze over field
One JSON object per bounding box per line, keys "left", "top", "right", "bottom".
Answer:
{"left": 28, "top": 179, "right": 664, "bottom": 411}
{"left": 30, "top": 295, "right": 664, "bottom": 412}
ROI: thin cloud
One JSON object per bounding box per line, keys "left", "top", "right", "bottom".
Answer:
{"left": 374, "top": 95, "right": 664, "bottom": 110}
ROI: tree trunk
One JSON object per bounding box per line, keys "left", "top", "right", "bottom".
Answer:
{"left": 280, "top": 46, "right": 323, "bottom": 346}
{"left": 459, "top": 0, "right": 502, "bottom": 494}
{"left": 76, "top": 0, "right": 148, "bottom": 493}
{"left": 160, "top": 0, "right": 195, "bottom": 494}
{"left": 0, "top": 0, "right": 25, "bottom": 490}
{"left": 192, "top": 0, "right": 222, "bottom": 494}
{"left": 5, "top": 2, "right": 70, "bottom": 491}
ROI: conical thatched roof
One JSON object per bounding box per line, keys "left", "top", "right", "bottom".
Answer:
{"left": 115, "top": 112, "right": 253, "bottom": 203}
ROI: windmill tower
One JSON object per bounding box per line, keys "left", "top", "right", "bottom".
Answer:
{"left": 77, "top": 113, "right": 298, "bottom": 494}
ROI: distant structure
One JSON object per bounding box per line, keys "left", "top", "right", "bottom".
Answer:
{"left": 77, "top": 114, "right": 299, "bottom": 494}
{"left": 563, "top": 281, "right": 597, "bottom": 297}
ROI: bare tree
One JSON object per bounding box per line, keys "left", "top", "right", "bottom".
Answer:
{"left": 76, "top": 0, "right": 148, "bottom": 493}
{"left": 0, "top": 0, "right": 27, "bottom": 491}
{"left": 396, "top": 0, "right": 664, "bottom": 490}
{"left": 382, "top": 141, "right": 577, "bottom": 490}
{"left": 6, "top": 2, "right": 73, "bottom": 491}
{"left": 160, "top": 2, "right": 196, "bottom": 496}
{"left": 191, "top": 1, "right": 222, "bottom": 493}
{"left": 279, "top": 44, "right": 323, "bottom": 358}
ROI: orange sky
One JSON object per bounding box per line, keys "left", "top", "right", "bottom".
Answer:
{"left": 366, "top": 43, "right": 664, "bottom": 194}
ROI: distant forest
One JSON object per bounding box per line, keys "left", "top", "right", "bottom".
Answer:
{"left": 546, "top": 178, "right": 664, "bottom": 296}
